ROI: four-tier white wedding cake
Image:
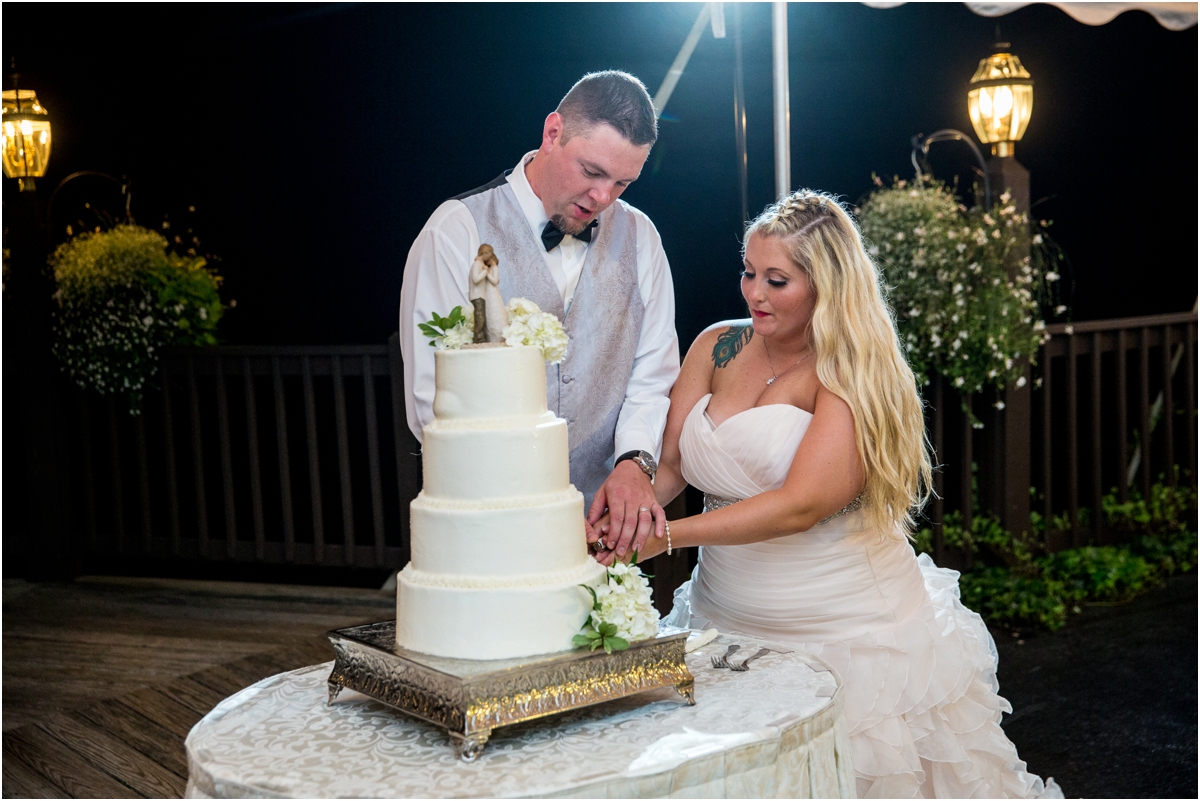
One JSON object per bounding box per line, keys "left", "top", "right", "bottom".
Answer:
{"left": 395, "top": 343, "right": 606, "bottom": 660}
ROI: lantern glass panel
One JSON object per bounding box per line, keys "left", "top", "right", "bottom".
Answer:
{"left": 1, "top": 89, "right": 52, "bottom": 178}
{"left": 967, "top": 52, "right": 1033, "bottom": 146}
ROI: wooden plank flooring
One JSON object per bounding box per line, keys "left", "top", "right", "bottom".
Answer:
{"left": 3, "top": 576, "right": 393, "bottom": 798}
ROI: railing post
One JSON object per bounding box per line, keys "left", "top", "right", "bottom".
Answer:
{"left": 389, "top": 333, "right": 421, "bottom": 565}
{"left": 1002, "top": 361, "right": 1032, "bottom": 541}
{"left": 932, "top": 375, "right": 945, "bottom": 566}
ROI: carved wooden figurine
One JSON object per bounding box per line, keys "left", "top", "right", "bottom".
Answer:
{"left": 468, "top": 244, "right": 507, "bottom": 343}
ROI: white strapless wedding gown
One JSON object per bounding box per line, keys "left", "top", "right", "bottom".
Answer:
{"left": 664, "top": 395, "right": 1062, "bottom": 799}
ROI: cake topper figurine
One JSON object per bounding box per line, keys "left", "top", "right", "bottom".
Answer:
{"left": 468, "top": 244, "right": 508, "bottom": 343}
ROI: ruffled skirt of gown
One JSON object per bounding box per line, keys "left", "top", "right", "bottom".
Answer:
{"left": 666, "top": 551, "right": 1062, "bottom": 799}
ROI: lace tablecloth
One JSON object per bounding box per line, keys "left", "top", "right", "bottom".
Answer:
{"left": 185, "top": 633, "right": 855, "bottom": 798}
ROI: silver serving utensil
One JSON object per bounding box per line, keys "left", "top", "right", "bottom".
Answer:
{"left": 730, "top": 647, "right": 771, "bottom": 672}
{"left": 710, "top": 643, "right": 741, "bottom": 669}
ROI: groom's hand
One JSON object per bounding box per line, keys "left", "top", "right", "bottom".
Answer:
{"left": 587, "top": 461, "right": 664, "bottom": 559}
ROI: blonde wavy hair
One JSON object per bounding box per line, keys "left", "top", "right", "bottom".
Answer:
{"left": 745, "top": 190, "right": 933, "bottom": 537}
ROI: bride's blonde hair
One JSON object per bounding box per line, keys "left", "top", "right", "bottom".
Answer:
{"left": 745, "top": 190, "right": 933, "bottom": 537}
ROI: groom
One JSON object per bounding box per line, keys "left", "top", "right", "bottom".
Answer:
{"left": 399, "top": 70, "right": 680, "bottom": 558}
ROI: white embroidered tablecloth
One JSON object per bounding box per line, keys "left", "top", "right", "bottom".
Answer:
{"left": 184, "top": 633, "right": 855, "bottom": 798}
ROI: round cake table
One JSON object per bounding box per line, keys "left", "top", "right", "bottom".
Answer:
{"left": 184, "top": 633, "right": 855, "bottom": 799}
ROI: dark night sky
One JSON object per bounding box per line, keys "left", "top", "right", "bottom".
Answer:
{"left": 4, "top": 2, "right": 1196, "bottom": 349}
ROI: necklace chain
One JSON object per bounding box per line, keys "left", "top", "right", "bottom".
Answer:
{"left": 763, "top": 339, "right": 812, "bottom": 386}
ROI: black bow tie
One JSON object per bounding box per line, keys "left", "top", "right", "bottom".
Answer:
{"left": 541, "top": 219, "right": 598, "bottom": 252}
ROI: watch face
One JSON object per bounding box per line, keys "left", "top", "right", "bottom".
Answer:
{"left": 634, "top": 452, "right": 657, "bottom": 475}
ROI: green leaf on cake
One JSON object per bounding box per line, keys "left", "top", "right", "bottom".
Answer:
{"left": 420, "top": 306, "right": 470, "bottom": 346}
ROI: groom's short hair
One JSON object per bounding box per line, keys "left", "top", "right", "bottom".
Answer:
{"left": 556, "top": 71, "right": 658, "bottom": 147}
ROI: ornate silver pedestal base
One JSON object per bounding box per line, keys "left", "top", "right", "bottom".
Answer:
{"left": 328, "top": 621, "right": 694, "bottom": 761}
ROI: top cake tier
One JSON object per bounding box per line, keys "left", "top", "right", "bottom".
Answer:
{"left": 432, "top": 345, "right": 547, "bottom": 421}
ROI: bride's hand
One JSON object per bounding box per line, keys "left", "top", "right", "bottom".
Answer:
{"left": 585, "top": 513, "right": 610, "bottom": 553}
{"left": 592, "top": 515, "right": 669, "bottom": 567}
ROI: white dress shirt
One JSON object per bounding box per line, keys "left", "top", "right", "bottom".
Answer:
{"left": 399, "top": 152, "right": 680, "bottom": 462}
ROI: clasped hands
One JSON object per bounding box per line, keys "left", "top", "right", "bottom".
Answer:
{"left": 585, "top": 460, "right": 666, "bottom": 567}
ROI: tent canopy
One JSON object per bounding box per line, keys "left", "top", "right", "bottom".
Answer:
{"left": 864, "top": 2, "right": 1198, "bottom": 31}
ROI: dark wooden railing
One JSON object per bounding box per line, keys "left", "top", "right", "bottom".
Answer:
{"left": 75, "top": 337, "right": 421, "bottom": 569}
{"left": 924, "top": 310, "right": 1197, "bottom": 559}
{"left": 71, "top": 312, "right": 1197, "bottom": 576}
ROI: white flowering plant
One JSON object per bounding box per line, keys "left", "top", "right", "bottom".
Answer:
{"left": 502, "top": 297, "right": 568, "bottom": 363}
{"left": 51, "top": 224, "right": 224, "bottom": 414}
{"left": 418, "top": 305, "right": 474, "bottom": 349}
{"left": 856, "top": 177, "right": 1067, "bottom": 400}
{"left": 574, "top": 557, "right": 660, "bottom": 653}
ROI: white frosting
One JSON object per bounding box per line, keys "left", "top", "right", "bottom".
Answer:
{"left": 410, "top": 491, "right": 587, "bottom": 576}
{"left": 432, "top": 345, "right": 547, "bottom": 420}
{"left": 396, "top": 560, "right": 605, "bottom": 660}
{"left": 400, "top": 559, "right": 599, "bottom": 589}
{"left": 400, "top": 343, "right": 602, "bottom": 661}
{"left": 421, "top": 418, "right": 569, "bottom": 500}
{"left": 412, "top": 487, "right": 580, "bottom": 511}
{"left": 430, "top": 411, "right": 556, "bottom": 431}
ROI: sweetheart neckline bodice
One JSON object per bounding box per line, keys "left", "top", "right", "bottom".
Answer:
{"left": 698, "top": 393, "right": 813, "bottom": 430}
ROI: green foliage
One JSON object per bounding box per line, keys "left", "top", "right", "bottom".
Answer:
{"left": 958, "top": 568, "right": 1071, "bottom": 631}
{"left": 856, "top": 177, "right": 1065, "bottom": 396}
{"left": 576, "top": 585, "right": 630, "bottom": 654}
{"left": 915, "top": 474, "right": 1196, "bottom": 631}
{"left": 1037, "top": 547, "right": 1159, "bottom": 604}
{"left": 418, "top": 306, "right": 468, "bottom": 345}
{"left": 1102, "top": 472, "right": 1196, "bottom": 541}
{"left": 50, "top": 224, "right": 224, "bottom": 413}
{"left": 572, "top": 622, "right": 629, "bottom": 654}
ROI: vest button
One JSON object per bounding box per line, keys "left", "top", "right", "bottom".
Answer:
{"left": 562, "top": 374, "right": 572, "bottom": 383}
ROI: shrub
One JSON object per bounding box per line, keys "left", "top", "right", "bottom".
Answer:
{"left": 915, "top": 474, "right": 1196, "bottom": 631}
{"left": 856, "top": 177, "right": 1064, "bottom": 399}
{"left": 958, "top": 568, "right": 1070, "bottom": 631}
{"left": 1037, "top": 547, "right": 1159, "bottom": 604}
{"left": 51, "top": 224, "right": 223, "bottom": 412}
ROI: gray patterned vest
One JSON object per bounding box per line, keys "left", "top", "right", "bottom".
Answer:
{"left": 456, "top": 172, "right": 644, "bottom": 507}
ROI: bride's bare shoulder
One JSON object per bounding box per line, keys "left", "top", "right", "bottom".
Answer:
{"left": 690, "top": 318, "right": 753, "bottom": 352}
{"left": 699, "top": 318, "right": 753, "bottom": 337}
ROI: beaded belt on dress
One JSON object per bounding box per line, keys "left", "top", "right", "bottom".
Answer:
{"left": 702, "top": 492, "right": 865, "bottom": 525}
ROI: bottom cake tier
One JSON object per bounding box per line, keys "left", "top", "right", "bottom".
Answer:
{"left": 395, "top": 559, "right": 608, "bottom": 660}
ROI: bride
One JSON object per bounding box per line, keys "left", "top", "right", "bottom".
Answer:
{"left": 590, "top": 190, "right": 1061, "bottom": 798}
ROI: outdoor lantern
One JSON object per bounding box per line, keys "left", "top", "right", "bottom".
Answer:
{"left": 1, "top": 87, "right": 52, "bottom": 191}
{"left": 967, "top": 45, "right": 1033, "bottom": 158}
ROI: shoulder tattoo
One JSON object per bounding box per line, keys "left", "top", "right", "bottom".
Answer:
{"left": 711, "top": 325, "right": 753, "bottom": 369}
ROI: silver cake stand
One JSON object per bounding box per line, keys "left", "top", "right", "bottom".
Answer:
{"left": 327, "top": 620, "right": 695, "bottom": 761}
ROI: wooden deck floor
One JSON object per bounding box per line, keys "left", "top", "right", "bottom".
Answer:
{"left": 2, "top": 576, "right": 394, "bottom": 798}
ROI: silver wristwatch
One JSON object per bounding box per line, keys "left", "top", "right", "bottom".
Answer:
{"left": 616, "top": 449, "right": 657, "bottom": 482}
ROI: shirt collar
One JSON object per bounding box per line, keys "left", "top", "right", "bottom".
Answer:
{"left": 507, "top": 151, "right": 550, "bottom": 239}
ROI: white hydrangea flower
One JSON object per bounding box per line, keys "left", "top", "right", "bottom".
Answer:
{"left": 441, "top": 322, "right": 473, "bottom": 349}
{"left": 506, "top": 297, "right": 541, "bottom": 321}
{"left": 588, "top": 562, "right": 659, "bottom": 643}
{"left": 502, "top": 297, "right": 568, "bottom": 363}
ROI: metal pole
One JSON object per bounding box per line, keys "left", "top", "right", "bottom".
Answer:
{"left": 772, "top": 1, "right": 791, "bottom": 200}
{"left": 733, "top": 3, "right": 748, "bottom": 223}
{"left": 652, "top": 4, "right": 712, "bottom": 119}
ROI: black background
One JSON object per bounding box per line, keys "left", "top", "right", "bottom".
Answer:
{"left": 4, "top": 2, "right": 1196, "bottom": 350}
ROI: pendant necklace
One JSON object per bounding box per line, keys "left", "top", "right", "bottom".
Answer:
{"left": 763, "top": 339, "right": 812, "bottom": 386}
